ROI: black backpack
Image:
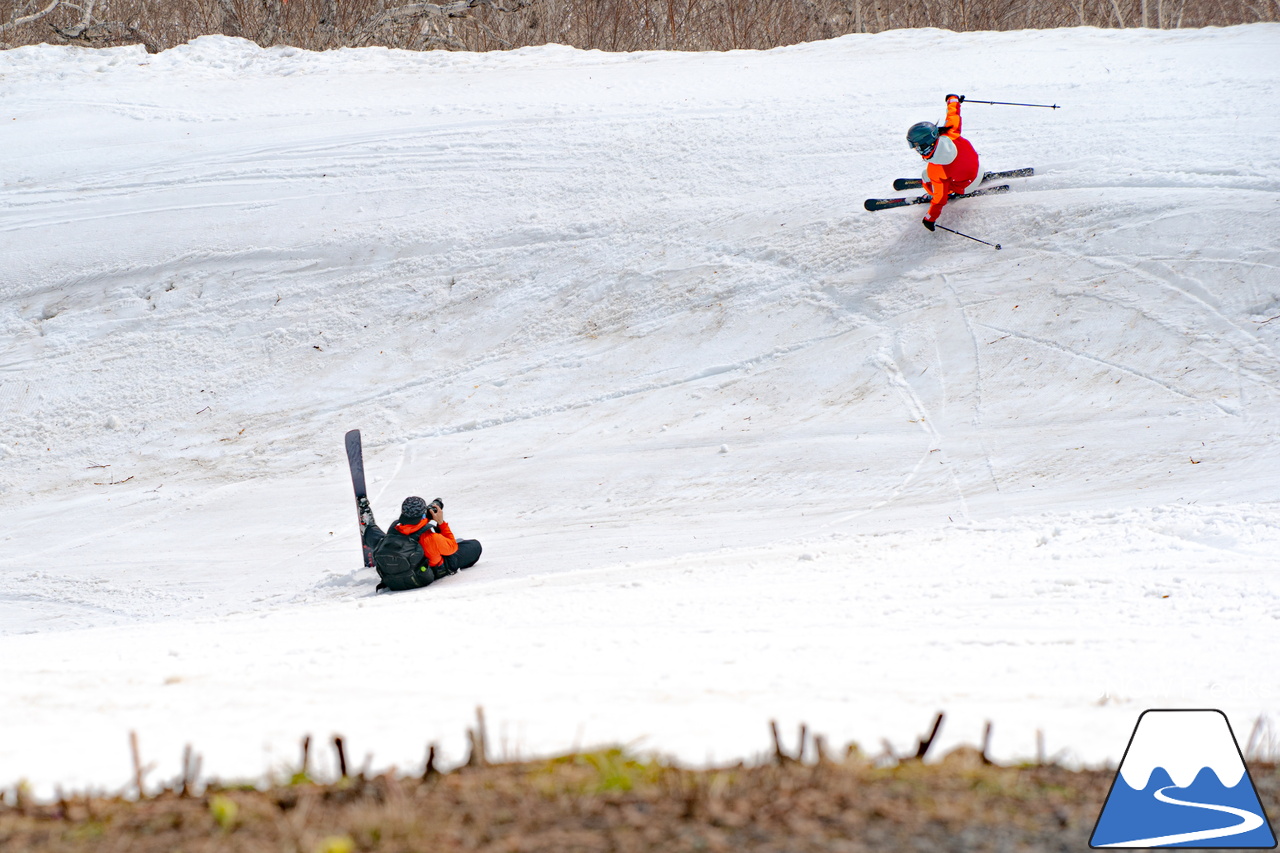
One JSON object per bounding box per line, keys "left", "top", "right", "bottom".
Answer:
{"left": 372, "top": 527, "right": 434, "bottom": 591}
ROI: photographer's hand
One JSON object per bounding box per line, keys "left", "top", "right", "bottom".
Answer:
{"left": 427, "top": 505, "right": 444, "bottom": 524}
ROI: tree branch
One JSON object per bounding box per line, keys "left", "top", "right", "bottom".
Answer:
{"left": 353, "top": 0, "right": 528, "bottom": 45}
{"left": 60, "top": 18, "right": 163, "bottom": 52}
{"left": 258, "top": 0, "right": 283, "bottom": 45}
{"left": 1, "top": 0, "right": 65, "bottom": 35}
{"left": 52, "top": 0, "right": 94, "bottom": 38}
{"left": 217, "top": 0, "right": 241, "bottom": 38}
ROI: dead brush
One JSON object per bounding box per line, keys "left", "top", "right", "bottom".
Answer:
{"left": 2, "top": 0, "right": 1275, "bottom": 52}
{"left": 2, "top": 724, "right": 1277, "bottom": 852}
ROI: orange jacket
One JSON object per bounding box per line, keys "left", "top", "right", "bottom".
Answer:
{"left": 392, "top": 518, "right": 458, "bottom": 568}
{"left": 921, "top": 97, "right": 980, "bottom": 222}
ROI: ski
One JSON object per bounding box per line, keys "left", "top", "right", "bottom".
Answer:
{"left": 344, "top": 429, "right": 378, "bottom": 569}
{"left": 892, "top": 167, "right": 1034, "bottom": 192}
{"left": 864, "top": 183, "right": 1009, "bottom": 213}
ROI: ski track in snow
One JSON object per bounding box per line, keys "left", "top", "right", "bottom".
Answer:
{"left": 1, "top": 25, "right": 1279, "bottom": 795}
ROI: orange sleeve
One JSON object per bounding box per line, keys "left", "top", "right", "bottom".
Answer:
{"left": 419, "top": 523, "right": 459, "bottom": 567}
{"left": 437, "top": 521, "right": 457, "bottom": 546}
{"left": 943, "top": 97, "right": 962, "bottom": 137}
{"left": 924, "top": 97, "right": 964, "bottom": 221}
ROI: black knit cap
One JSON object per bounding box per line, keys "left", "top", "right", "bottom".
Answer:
{"left": 400, "top": 496, "right": 428, "bottom": 522}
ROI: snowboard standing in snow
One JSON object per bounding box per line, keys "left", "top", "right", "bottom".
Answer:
{"left": 344, "top": 429, "right": 380, "bottom": 570}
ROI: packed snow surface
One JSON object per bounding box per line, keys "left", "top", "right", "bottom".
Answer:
{"left": 2, "top": 25, "right": 1279, "bottom": 795}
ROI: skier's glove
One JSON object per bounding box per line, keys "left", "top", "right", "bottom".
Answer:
{"left": 945, "top": 93, "right": 964, "bottom": 103}
{"left": 922, "top": 218, "right": 936, "bottom": 231}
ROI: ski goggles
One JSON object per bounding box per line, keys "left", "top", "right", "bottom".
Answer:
{"left": 909, "top": 138, "right": 937, "bottom": 157}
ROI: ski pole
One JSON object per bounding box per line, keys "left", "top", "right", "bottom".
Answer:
{"left": 935, "top": 223, "right": 1001, "bottom": 250}
{"left": 964, "top": 99, "right": 1059, "bottom": 109}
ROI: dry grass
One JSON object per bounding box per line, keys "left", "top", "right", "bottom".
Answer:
{"left": 0, "top": 746, "right": 1172, "bottom": 852}
{"left": 2, "top": 0, "right": 1276, "bottom": 53}
{"left": 4, "top": 718, "right": 1278, "bottom": 852}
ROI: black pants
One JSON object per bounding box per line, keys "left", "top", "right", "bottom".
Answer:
{"left": 362, "top": 523, "right": 384, "bottom": 566}
{"left": 445, "top": 539, "right": 482, "bottom": 571}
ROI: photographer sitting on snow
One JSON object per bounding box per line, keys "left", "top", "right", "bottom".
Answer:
{"left": 371, "top": 496, "right": 482, "bottom": 591}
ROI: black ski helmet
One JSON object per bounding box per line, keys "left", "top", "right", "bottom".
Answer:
{"left": 907, "top": 121, "right": 940, "bottom": 156}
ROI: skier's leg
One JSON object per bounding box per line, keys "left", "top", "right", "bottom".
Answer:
{"left": 452, "top": 539, "right": 482, "bottom": 569}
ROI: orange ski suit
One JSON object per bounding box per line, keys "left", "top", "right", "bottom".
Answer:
{"left": 921, "top": 96, "right": 980, "bottom": 223}
{"left": 391, "top": 517, "right": 458, "bottom": 569}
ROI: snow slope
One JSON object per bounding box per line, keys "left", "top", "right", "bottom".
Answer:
{"left": 1, "top": 25, "right": 1279, "bottom": 795}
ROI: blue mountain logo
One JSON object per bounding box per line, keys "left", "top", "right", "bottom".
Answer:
{"left": 1091, "top": 709, "right": 1276, "bottom": 848}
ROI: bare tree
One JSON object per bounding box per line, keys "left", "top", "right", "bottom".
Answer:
{"left": 216, "top": 0, "right": 241, "bottom": 37}
{"left": 2, "top": 0, "right": 162, "bottom": 49}
{"left": 2, "top": 0, "right": 1275, "bottom": 52}
{"left": 1, "top": 0, "right": 65, "bottom": 45}
{"left": 352, "top": 0, "right": 531, "bottom": 49}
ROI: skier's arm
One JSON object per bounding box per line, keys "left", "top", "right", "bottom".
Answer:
{"left": 924, "top": 95, "right": 964, "bottom": 223}
{"left": 419, "top": 524, "right": 458, "bottom": 567}
{"left": 426, "top": 504, "right": 455, "bottom": 544}
{"left": 943, "top": 94, "right": 963, "bottom": 136}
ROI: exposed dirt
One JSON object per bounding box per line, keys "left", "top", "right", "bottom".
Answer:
{"left": 9, "top": 747, "right": 1274, "bottom": 852}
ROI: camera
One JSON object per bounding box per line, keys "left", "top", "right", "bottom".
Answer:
{"left": 425, "top": 498, "right": 444, "bottom": 521}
